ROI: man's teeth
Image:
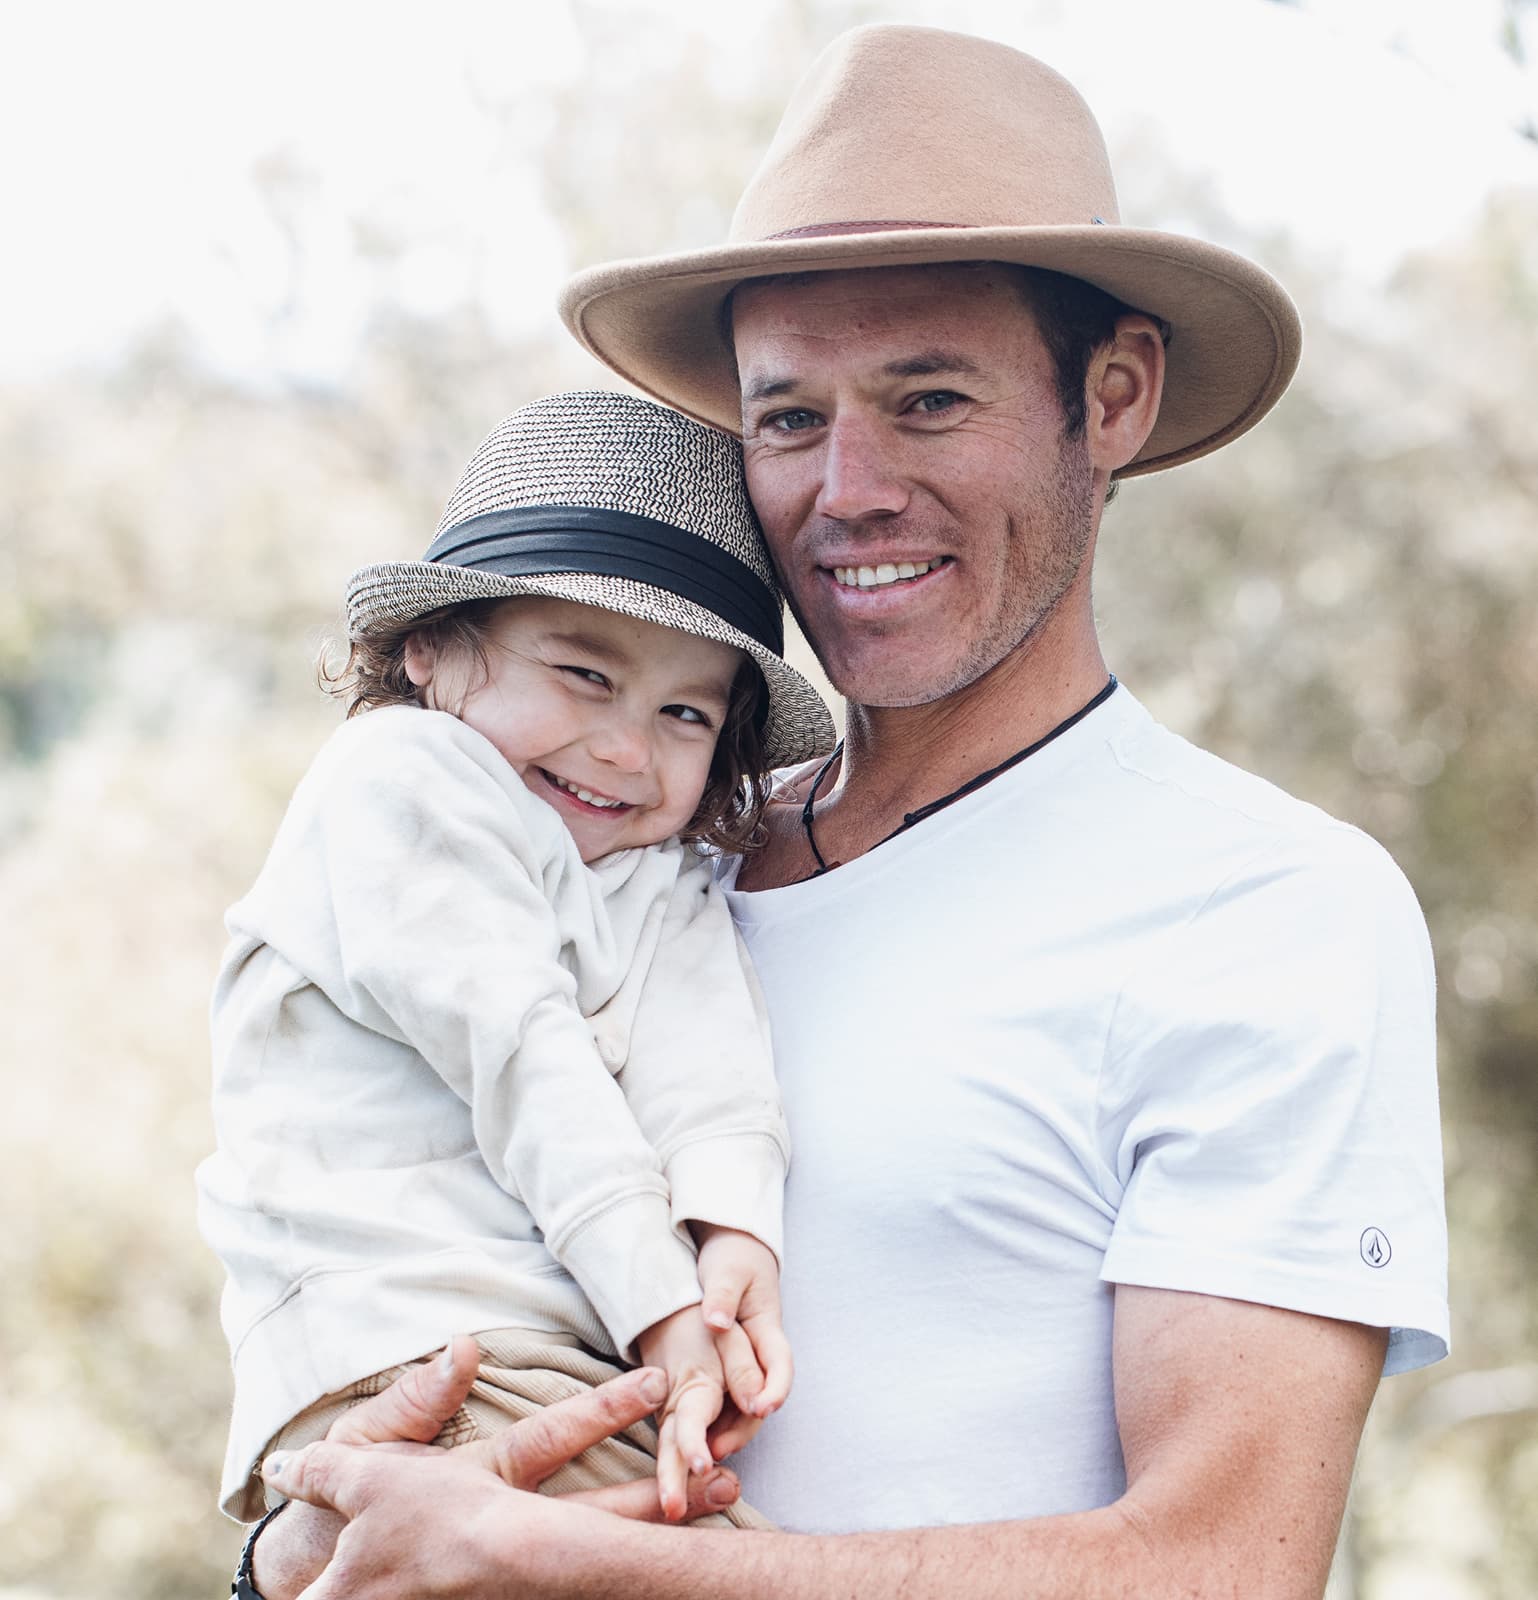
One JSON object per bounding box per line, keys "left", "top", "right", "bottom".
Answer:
{"left": 831, "top": 558, "right": 944, "bottom": 589}
{"left": 548, "top": 774, "right": 625, "bottom": 808}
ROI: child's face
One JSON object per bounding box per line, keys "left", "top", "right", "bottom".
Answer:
{"left": 407, "top": 596, "right": 742, "bottom": 862}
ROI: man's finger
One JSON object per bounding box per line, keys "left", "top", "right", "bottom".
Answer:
{"left": 486, "top": 1366, "right": 669, "bottom": 1490}
{"left": 564, "top": 1465, "right": 742, "bottom": 1522}
{"left": 262, "top": 1440, "right": 374, "bottom": 1521}
{"left": 327, "top": 1336, "right": 481, "bottom": 1447}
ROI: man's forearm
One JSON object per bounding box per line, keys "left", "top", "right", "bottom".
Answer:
{"left": 533, "top": 1501, "right": 1175, "bottom": 1600}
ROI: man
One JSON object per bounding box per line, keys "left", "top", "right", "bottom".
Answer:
{"left": 251, "top": 25, "right": 1447, "bottom": 1598}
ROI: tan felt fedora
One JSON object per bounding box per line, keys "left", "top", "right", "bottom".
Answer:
{"left": 347, "top": 390, "right": 836, "bottom": 768}
{"left": 560, "top": 24, "right": 1302, "bottom": 477}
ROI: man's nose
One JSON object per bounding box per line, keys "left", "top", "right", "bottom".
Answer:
{"left": 814, "top": 414, "right": 910, "bottom": 523}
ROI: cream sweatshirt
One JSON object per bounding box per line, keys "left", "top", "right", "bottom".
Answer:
{"left": 196, "top": 707, "right": 786, "bottom": 1518}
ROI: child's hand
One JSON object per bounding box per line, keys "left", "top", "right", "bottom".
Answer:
{"left": 635, "top": 1305, "right": 726, "bottom": 1521}
{"left": 693, "top": 1224, "right": 793, "bottom": 1457}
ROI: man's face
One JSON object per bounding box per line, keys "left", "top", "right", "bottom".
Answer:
{"left": 734, "top": 264, "right": 1097, "bottom": 709}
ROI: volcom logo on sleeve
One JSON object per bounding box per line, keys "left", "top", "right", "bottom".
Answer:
{"left": 1359, "top": 1227, "right": 1392, "bottom": 1268}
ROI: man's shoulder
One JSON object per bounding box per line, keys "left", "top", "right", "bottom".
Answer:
{"left": 1102, "top": 693, "right": 1422, "bottom": 926}
{"left": 1106, "top": 693, "right": 1359, "bottom": 851}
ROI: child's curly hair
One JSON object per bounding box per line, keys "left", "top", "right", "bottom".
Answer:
{"left": 319, "top": 599, "right": 772, "bottom": 854}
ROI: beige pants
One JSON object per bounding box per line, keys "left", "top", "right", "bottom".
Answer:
{"left": 262, "top": 1328, "right": 771, "bottom": 1530}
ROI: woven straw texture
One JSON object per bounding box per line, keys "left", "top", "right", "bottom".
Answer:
{"left": 346, "top": 391, "right": 835, "bottom": 768}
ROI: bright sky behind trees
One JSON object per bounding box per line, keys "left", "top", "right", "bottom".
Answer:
{"left": 3, "top": 0, "right": 1535, "bottom": 382}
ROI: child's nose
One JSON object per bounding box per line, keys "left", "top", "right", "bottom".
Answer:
{"left": 589, "top": 714, "right": 652, "bottom": 774}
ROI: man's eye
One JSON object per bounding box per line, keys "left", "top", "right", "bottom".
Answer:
{"left": 912, "top": 390, "right": 962, "bottom": 414}
{"left": 766, "top": 408, "right": 821, "bottom": 434}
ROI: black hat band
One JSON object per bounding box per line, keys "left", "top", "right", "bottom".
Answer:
{"left": 426, "top": 505, "right": 783, "bottom": 655}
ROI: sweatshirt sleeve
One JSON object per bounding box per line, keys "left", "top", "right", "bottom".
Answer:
{"left": 264, "top": 711, "right": 704, "bottom": 1357}
{"left": 616, "top": 850, "right": 789, "bottom": 1264}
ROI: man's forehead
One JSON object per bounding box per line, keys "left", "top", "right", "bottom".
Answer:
{"left": 730, "top": 263, "right": 1033, "bottom": 380}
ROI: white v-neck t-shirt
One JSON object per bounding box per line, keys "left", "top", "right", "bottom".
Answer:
{"left": 723, "top": 686, "right": 1447, "bottom": 1534}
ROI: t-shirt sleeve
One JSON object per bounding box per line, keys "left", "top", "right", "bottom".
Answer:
{"left": 1096, "top": 826, "right": 1448, "bottom": 1376}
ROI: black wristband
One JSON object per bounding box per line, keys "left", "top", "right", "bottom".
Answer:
{"left": 232, "top": 1500, "right": 290, "bottom": 1600}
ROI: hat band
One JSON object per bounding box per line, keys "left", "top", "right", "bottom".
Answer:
{"left": 426, "top": 505, "right": 783, "bottom": 654}
{"left": 764, "top": 220, "right": 968, "bottom": 239}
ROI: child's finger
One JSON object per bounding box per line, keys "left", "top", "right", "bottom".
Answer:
{"left": 742, "top": 1317, "right": 794, "bottom": 1415}
{"left": 666, "top": 1376, "right": 720, "bottom": 1480}
{"left": 711, "top": 1319, "right": 767, "bottom": 1419}
{"left": 654, "top": 1412, "right": 689, "bottom": 1522}
{"left": 700, "top": 1267, "right": 750, "bottom": 1334}
{"left": 707, "top": 1401, "right": 764, "bottom": 1461}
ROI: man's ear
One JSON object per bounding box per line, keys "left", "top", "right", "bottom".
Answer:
{"left": 1085, "top": 314, "right": 1166, "bottom": 476}
{"left": 403, "top": 631, "right": 436, "bottom": 693}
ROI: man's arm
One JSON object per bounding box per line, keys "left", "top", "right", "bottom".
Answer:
{"left": 265, "top": 1287, "right": 1386, "bottom": 1600}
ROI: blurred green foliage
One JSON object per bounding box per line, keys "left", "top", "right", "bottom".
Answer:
{"left": 0, "top": 8, "right": 1532, "bottom": 1596}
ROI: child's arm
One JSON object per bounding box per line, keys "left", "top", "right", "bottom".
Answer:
{"left": 616, "top": 854, "right": 789, "bottom": 1263}
{"left": 286, "top": 712, "right": 706, "bottom": 1360}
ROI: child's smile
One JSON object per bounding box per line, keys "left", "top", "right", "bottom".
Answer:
{"left": 407, "top": 595, "right": 742, "bottom": 861}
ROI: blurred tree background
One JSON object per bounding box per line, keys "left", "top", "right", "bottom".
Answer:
{"left": 0, "top": 2, "right": 1533, "bottom": 1595}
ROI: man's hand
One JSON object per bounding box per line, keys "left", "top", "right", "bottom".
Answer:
{"left": 251, "top": 1339, "right": 741, "bottom": 1599}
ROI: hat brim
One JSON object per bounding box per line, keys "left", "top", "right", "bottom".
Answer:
{"left": 347, "top": 561, "right": 837, "bottom": 769}
{"left": 560, "top": 225, "right": 1302, "bottom": 477}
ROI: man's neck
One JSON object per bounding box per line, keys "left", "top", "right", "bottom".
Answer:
{"left": 737, "top": 624, "right": 1110, "bottom": 891}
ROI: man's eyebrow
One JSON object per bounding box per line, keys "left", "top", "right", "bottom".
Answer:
{"left": 882, "top": 349, "right": 982, "bottom": 379}
{"left": 742, "top": 350, "right": 982, "bottom": 402}
{"left": 742, "top": 376, "right": 799, "bottom": 403}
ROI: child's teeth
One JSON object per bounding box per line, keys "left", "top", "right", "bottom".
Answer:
{"left": 553, "top": 775, "right": 623, "bottom": 808}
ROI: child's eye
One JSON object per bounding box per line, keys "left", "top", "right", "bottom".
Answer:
{"left": 560, "top": 665, "right": 610, "bottom": 689}
{"left": 665, "top": 704, "right": 715, "bottom": 729}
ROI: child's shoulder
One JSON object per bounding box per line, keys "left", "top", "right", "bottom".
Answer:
{"left": 320, "top": 705, "right": 493, "bottom": 771}
{"left": 305, "top": 708, "right": 534, "bottom": 814}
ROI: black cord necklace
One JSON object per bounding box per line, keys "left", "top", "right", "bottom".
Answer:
{"left": 799, "top": 674, "right": 1118, "bottom": 877}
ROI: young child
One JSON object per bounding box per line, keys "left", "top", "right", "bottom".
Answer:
{"left": 196, "top": 390, "right": 836, "bottom": 1534}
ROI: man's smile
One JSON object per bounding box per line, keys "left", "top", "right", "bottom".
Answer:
{"left": 829, "top": 556, "right": 950, "bottom": 590}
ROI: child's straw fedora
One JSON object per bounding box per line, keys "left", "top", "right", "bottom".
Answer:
{"left": 346, "top": 390, "right": 837, "bottom": 767}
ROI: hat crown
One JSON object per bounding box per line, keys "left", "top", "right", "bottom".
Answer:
{"left": 436, "top": 390, "right": 775, "bottom": 591}
{"left": 730, "top": 25, "right": 1120, "bottom": 243}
